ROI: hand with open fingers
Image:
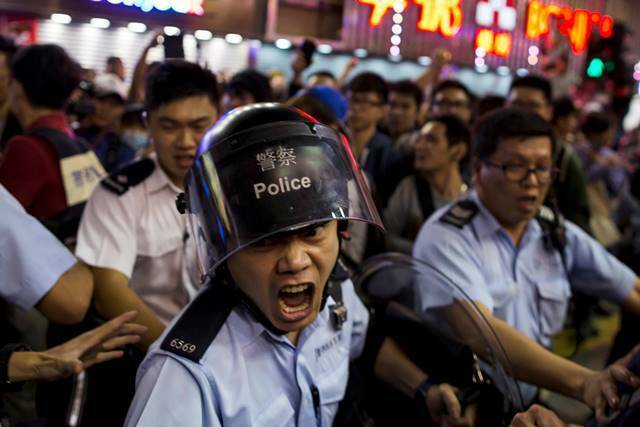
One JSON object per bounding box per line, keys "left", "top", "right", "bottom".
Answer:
{"left": 432, "top": 48, "right": 452, "bottom": 66}
{"left": 426, "top": 383, "right": 474, "bottom": 427}
{"left": 34, "top": 311, "right": 147, "bottom": 381}
{"left": 583, "top": 344, "right": 640, "bottom": 420}
{"left": 509, "top": 405, "right": 566, "bottom": 427}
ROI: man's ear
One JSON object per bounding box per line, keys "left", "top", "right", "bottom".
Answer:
{"left": 469, "top": 157, "right": 482, "bottom": 183}
{"left": 142, "top": 110, "right": 149, "bottom": 129}
{"left": 449, "top": 143, "right": 468, "bottom": 163}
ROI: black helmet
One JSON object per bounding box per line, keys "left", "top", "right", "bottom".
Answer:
{"left": 182, "top": 103, "right": 383, "bottom": 277}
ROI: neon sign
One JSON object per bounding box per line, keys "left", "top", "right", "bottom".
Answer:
{"left": 356, "top": 0, "right": 614, "bottom": 60}
{"left": 92, "top": 0, "right": 205, "bottom": 16}
{"left": 357, "top": 0, "right": 461, "bottom": 37}
{"left": 525, "top": 1, "right": 613, "bottom": 54}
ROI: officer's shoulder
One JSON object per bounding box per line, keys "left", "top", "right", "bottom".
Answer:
{"left": 437, "top": 199, "right": 479, "bottom": 229}
{"left": 101, "top": 158, "right": 155, "bottom": 196}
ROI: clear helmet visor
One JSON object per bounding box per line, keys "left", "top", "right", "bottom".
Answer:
{"left": 355, "top": 253, "right": 525, "bottom": 416}
{"left": 184, "top": 120, "right": 383, "bottom": 279}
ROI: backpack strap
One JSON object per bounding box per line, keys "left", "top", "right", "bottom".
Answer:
{"left": 439, "top": 199, "right": 479, "bottom": 229}
{"left": 536, "top": 205, "right": 568, "bottom": 274}
{"left": 100, "top": 158, "right": 155, "bottom": 196}
{"left": 326, "top": 258, "right": 350, "bottom": 331}
{"left": 27, "top": 128, "right": 90, "bottom": 158}
{"left": 160, "top": 282, "right": 239, "bottom": 363}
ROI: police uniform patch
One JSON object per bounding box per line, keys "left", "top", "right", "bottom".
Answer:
{"left": 101, "top": 158, "right": 155, "bottom": 195}
{"left": 439, "top": 200, "right": 479, "bottom": 229}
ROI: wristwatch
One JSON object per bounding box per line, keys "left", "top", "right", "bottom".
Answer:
{"left": 0, "top": 343, "right": 30, "bottom": 390}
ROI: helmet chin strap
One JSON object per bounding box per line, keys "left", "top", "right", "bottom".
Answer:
{"left": 214, "top": 229, "right": 346, "bottom": 336}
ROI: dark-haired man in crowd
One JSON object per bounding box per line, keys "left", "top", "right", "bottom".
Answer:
{"left": 345, "top": 72, "right": 396, "bottom": 206}
{"left": 386, "top": 80, "right": 423, "bottom": 146}
{"left": 42, "top": 60, "right": 220, "bottom": 426}
{"left": 221, "top": 69, "right": 272, "bottom": 113}
{"left": 0, "top": 44, "right": 105, "bottom": 241}
{"left": 429, "top": 79, "right": 474, "bottom": 125}
{"left": 414, "top": 107, "right": 640, "bottom": 419}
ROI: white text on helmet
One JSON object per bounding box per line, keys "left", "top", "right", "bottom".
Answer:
{"left": 254, "top": 176, "right": 312, "bottom": 199}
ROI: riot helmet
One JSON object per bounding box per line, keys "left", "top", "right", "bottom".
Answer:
{"left": 180, "top": 103, "right": 383, "bottom": 279}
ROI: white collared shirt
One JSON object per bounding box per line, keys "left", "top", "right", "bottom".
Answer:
{"left": 76, "top": 155, "right": 200, "bottom": 324}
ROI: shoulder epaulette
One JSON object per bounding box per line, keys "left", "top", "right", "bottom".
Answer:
{"left": 161, "top": 281, "right": 238, "bottom": 363}
{"left": 101, "top": 158, "right": 155, "bottom": 195}
{"left": 439, "top": 199, "right": 478, "bottom": 229}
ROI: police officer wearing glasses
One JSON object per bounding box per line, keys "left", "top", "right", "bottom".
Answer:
{"left": 413, "top": 108, "right": 640, "bottom": 420}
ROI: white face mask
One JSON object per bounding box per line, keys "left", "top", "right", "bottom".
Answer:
{"left": 121, "top": 130, "right": 149, "bottom": 151}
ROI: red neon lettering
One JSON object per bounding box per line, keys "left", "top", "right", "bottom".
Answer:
{"left": 475, "top": 29, "right": 494, "bottom": 53}
{"left": 493, "top": 32, "right": 512, "bottom": 57}
{"left": 525, "top": 0, "right": 613, "bottom": 54}
{"left": 414, "top": 0, "right": 462, "bottom": 37}
{"left": 357, "top": 0, "right": 407, "bottom": 26}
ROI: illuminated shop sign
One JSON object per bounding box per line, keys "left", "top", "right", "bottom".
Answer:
{"left": 91, "top": 0, "right": 205, "bottom": 16}
{"left": 356, "top": 0, "right": 613, "bottom": 57}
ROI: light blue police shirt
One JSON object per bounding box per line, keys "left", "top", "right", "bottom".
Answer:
{"left": 125, "top": 279, "right": 369, "bottom": 427}
{"left": 413, "top": 191, "right": 636, "bottom": 402}
{"left": 0, "top": 184, "right": 77, "bottom": 309}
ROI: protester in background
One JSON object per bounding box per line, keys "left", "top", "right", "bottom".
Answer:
{"left": 429, "top": 79, "right": 474, "bottom": 125}
{"left": 221, "top": 69, "right": 272, "bottom": 113}
{"left": 106, "top": 56, "right": 126, "bottom": 82}
{"left": 384, "top": 115, "right": 469, "bottom": 254}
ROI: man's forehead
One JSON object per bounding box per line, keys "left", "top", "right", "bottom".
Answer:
{"left": 151, "top": 95, "right": 217, "bottom": 122}
{"left": 495, "top": 135, "right": 552, "bottom": 156}
{"left": 420, "top": 120, "right": 445, "bottom": 135}
{"left": 435, "top": 88, "right": 468, "bottom": 101}
{"left": 508, "top": 87, "right": 547, "bottom": 104}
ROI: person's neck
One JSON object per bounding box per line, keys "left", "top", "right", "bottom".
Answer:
{"left": 350, "top": 125, "right": 376, "bottom": 159}
{"left": 20, "top": 106, "right": 59, "bottom": 129}
{"left": 478, "top": 194, "right": 529, "bottom": 246}
{"left": 287, "top": 330, "right": 301, "bottom": 346}
{"left": 423, "top": 165, "right": 464, "bottom": 199}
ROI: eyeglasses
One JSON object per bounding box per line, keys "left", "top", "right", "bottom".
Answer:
{"left": 482, "top": 159, "right": 558, "bottom": 184}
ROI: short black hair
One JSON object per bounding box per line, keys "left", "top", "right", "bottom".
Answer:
{"left": 476, "top": 95, "right": 505, "bottom": 117}
{"left": 472, "top": 107, "right": 554, "bottom": 160}
{"left": 0, "top": 36, "right": 18, "bottom": 62}
{"left": 581, "top": 112, "right": 611, "bottom": 136}
{"left": 346, "top": 72, "right": 388, "bottom": 104}
{"left": 509, "top": 75, "right": 552, "bottom": 103}
{"left": 225, "top": 69, "right": 272, "bottom": 103}
{"left": 145, "top": 59, "right": 219, "bottom": 112}
{"left": 389, "top": 79, "right": 424, "bottom": 107}
{"left": 431, "top": 79, "right": 474, "bottom": 103}
{"left": 424, "top": 114, "right": 470, "bottom": 148}
{"left": 106, "top": 56, "right": 122, "bottom": 66}
{"left": 11, "top": 44, "right": 82, "bottom": 109}
{"left": 308, "top": 70, "right": 336, "bottom": 81}
{"left": 552, "top": 96, "right": 577, "bottom": 124}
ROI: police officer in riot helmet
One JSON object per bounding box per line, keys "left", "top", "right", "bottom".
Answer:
{"left": 125, "top": 103, "right": 473, "bottom": 427}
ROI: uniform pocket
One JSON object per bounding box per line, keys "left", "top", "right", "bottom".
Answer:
{"left": 536, "top": 279, "right": 571, "bottom": 337}
{"left": 255, "top": 395, "right": 295, "bottom": 427}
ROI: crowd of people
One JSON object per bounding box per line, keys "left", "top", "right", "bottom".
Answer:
{"left": 1, "top": 32, "right": 640, "bottom": 427}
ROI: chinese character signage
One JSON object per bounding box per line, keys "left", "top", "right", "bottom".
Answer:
{"left": 352, "top": 0, "right": 612, "bottom": 60}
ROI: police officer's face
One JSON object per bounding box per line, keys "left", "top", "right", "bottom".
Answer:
{"left": 147, "top": 95, "right": 218, "bottom": 188}
{"left": 227, "top": 221, "right": 340, "bottom": 334}
{"left": 474, "top": 136, "right": 553, "bottom": 228}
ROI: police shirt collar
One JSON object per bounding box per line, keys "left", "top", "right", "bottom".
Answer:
{"left": 146, "top": 153, "right": 183, "bottom": 194}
